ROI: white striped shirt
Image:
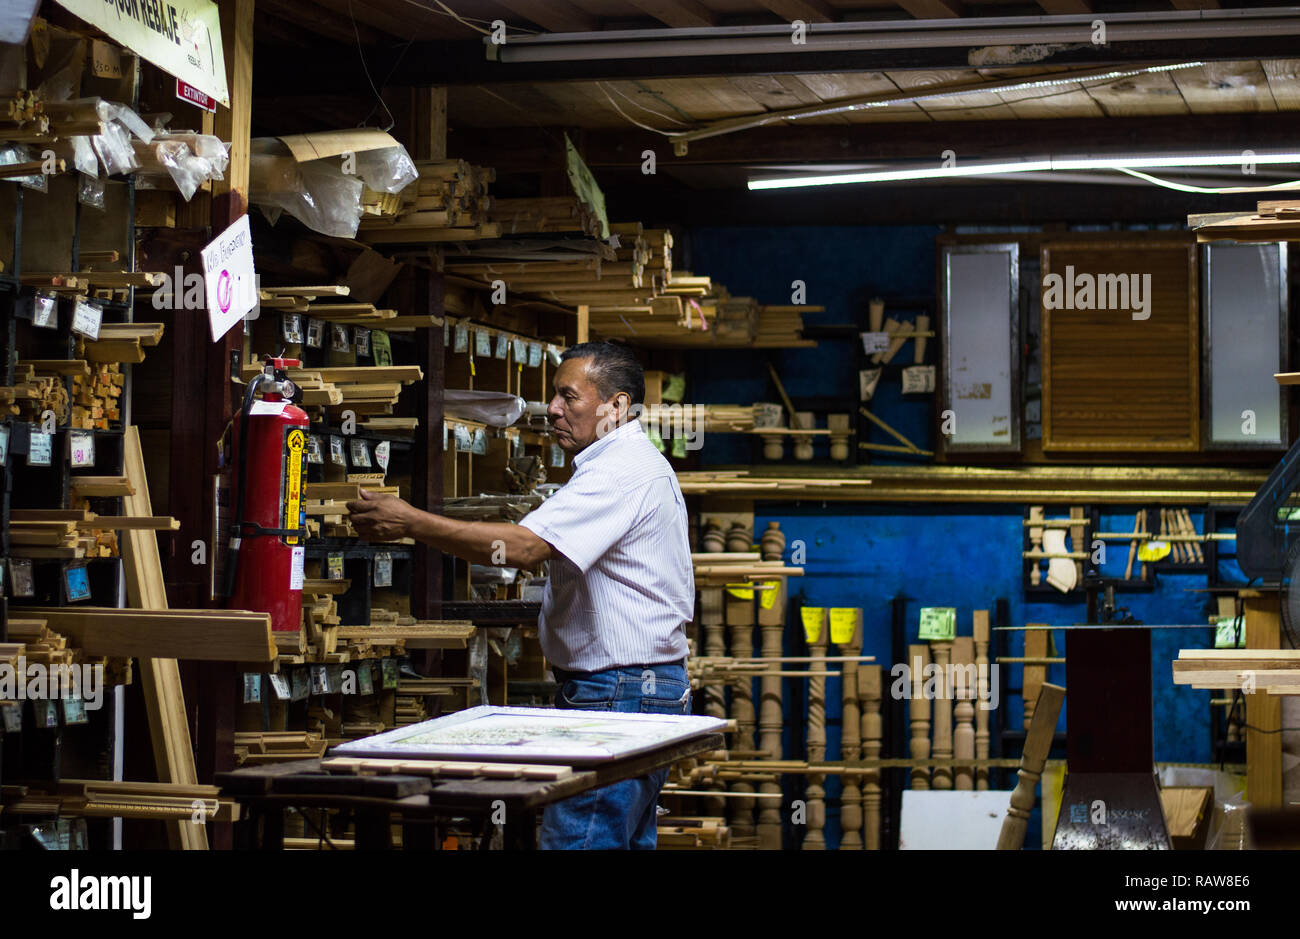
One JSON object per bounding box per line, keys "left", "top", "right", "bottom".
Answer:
{"left": 519, "top": 419, "right": 693, "bottom": 671}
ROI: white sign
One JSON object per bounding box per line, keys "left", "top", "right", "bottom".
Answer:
{"left": 71, "top": 300, "right": 102, "bottom": 340}
{"left": 902, "top": 365, "right": 936, "bottom": 394}
{"left": 54, "top": 0, "right": 230, "bottom": 107}
{"left": 69, "top": 430, "right": 95, "bottom": 468}
{"left": 29, "top": 432, "right": 53, "bottom": 466}
{"left": 860, "top": 331, "right": 890, "bottom": 354}
{"left": 201, "top": 214, "right": 257, "bottom": 342}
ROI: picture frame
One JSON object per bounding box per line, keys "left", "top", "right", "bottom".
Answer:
{"left": 330, "top": 705, "right": 728, "bottom": 765}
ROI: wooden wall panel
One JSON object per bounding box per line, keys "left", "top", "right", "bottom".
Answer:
{"left": 1041, "top": 238, "right": 1198, "bottom": 451}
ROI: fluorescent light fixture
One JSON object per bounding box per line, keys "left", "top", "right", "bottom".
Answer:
{"left": 748, "top": 153, "right": 1300, "bottom": 190}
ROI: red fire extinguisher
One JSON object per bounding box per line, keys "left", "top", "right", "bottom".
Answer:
{"left": 224, "top": 357, "right": 309, "bottom": 632}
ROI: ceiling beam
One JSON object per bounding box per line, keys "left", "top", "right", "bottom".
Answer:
{"left": 495, "top": 0, "right": 599, "bottom": 32}
{"left": 1169, "top": 0, "right": 1219, "bottom": 8}
{"left": 896, "top": 0, "right": 963, "bottom": 19}
{"left": 255, "top": 33, "right": 1300, "bottom": 87}
{"left": 755, "top": 0, "right": 837, "bottom": 24}
{"left": 626, "top": 0, "right": 717, "bottom": 28}
{"left": 1036, "top": 0, "right": 1092, "bottom": 13}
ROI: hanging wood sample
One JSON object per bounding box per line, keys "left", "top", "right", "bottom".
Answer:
{"left": 1041, "top": 238, "right": 1198, "bottom": 451}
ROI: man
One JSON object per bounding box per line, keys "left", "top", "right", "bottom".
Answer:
{"left": 348, "top": 340, "right": 694, "bottom": 849}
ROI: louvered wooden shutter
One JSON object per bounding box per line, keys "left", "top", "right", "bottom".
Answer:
{"left": 1041, "top": 239, "right": 1199, "bottom": 451}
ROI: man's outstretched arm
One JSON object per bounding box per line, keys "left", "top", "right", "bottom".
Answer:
{"left": 346, "top": 489, "right": 554, "bottom": 568}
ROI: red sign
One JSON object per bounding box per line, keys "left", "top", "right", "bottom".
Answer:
{"left": 176, "top": 78, "right": 217, "bottom": 113}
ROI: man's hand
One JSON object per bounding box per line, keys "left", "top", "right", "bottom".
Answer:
{"left": 346, "top": 489, "right": 420, "bottom": 542}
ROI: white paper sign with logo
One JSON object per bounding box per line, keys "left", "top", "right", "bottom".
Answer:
{"left": 201, "top": 214, "right": 258, "bottom": 341}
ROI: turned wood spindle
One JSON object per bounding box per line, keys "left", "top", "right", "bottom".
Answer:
{"left": 930, "top": 639, "right": 954, "bottom": 791}
{"left": 859, "top": 665, "right": 883, "bottom": 850}
{"left": 803, "top": 608, "right": 829, "bottom": 850}
{"left": 973, "top": 610, "right": 992, "bottom": 790}
{"left": 1022, "top": 628, "right": 1049, "bottom": 732}
{"left": 952, "top": 635, "right": 976, "bottom": 791}
{"left": 1028, "top": 507, "right": 1044, "bottom": 586}
{"left": 908, "top": 644, "right": 931, "bottom": 790}
{"left": 836, "top": 608, "right": 864, "bottom": 850}
{"left": 756, "top": 575, "right": 786, "bottom": 850}
{"left": 996, "top": 683, "right": 1065, "bottom": 850}
{"left": 726, "top": 579, "right": 757, "bottom": 841}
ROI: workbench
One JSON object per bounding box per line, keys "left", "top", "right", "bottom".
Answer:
{"left": 216, "top": 732, "right": 725, "bottom": 850}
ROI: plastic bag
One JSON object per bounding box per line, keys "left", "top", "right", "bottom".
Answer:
{"left": 443, "top": 390, "right": 526, "bottom": 427}
{"left": 90, "top": 120, "right": 139, "bottom": 176}
{"left": 98, "top": 100, "right": 154, "bottom": 144}
{"left": 77, "top": 172, "right": 105, "bottom": 210}
{"left": 69, "top": 135, "right": 98, "bottom": 177}
{"left": 353, "top": 146, "right": 417, "bottom": 194}
{"left": 1206, "top": 791, "right": 1252, "bottom": 850}
{"left": 0, "top": 144, "right": 46, "bottom": 192}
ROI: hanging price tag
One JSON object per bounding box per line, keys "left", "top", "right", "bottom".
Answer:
{"left": 549, "top": 443, "right": 565, "bottom": 467}
{"left": 34, "top": 700, "right": 59, "bottom": 729}
{"left": 454, "top": 323, "right": 469, "bottom": 354}
{"left": 326, "top": 664, "right": 344, "bottom": 693}
{"left": 327, "top": 552, "right": 345, "bottom": 580}
{"left": 494, "top": 333, "right": 510, "bottom": 359}
{"left": 62, "top": 697, "right": 88, "bottom": 725}
{"left": 28, "top": 432, "right": 53, "bottom": 467}
{"left": 901, "top": 365, "right": 936, "bottom": 394}
{"left": 358, "top": 662, "right": 374, "bottom": 695}
{"left": 374, "top": 440, "right": 390, "bottom": 472}
{"left": 512, "top": 337, "right": 527, "bottom": 361}
{"left": 331, "top": 323, "right": 351, "bottom": 352}
{"left": 860, "top": 331, "right": 890, "bottom": 354}
{"left": 242, "top": 673, "right": 262, "bottom": 704}
{"left": 269, "top": 673, "right": 291, "bottom": 700}
{"left": 354, "top": 326, "right": 371, "bottom": 357}
{"left": 63, "top": 564, "right": 91, "bottom": 602}
{"left": 69, "top": 429, "right": 95, "bottom": 467}
{"left": 470, "top": 427, "right": 487, "bottom": 455}
{"left": 1, "top": 702, "right": 21, "bottom": 733}
{"left": 306, "top": 435, "right": 324, "bottom": 464}
{"left": 372, "top": 330, "right": 393, "bottom": 367}
{"left": 282, "top": 313, "right": 303, "bottom": 344}
{"left": 329, "top": 435, "right": 347, "bottom": 466}
{"left": 33, "top": 294, "right": 57, "bottom": 329}
{"left": 306, "top": 318, "right": 325, "bottom": 348}
{"left": 382, "top": 658, "right": 399, "bottom": 690}
{"left": 444, "top": 320, "right": 450, "bottom": 345}
{"left": 528, "top": 342, "right": 543, "bottom": 367}
{"left": 546, "top": 344, "right": 563, "bottom": 366}
{"left": 0, "top": 425, "right": 9, "bottom": 467}
{"left": 374, "top": 552, "right": 393, "bottom": 587}
{"left": 918, "top": 607, "right": 956, "bottom": 641}
{"left": 830, "top": 607, "right": 861, "bottom": 645}
{"left": 291, "top": 668, "right": 309, "bottom": 702}
{"left": 310, "top": 664, "right": 329, "bottom": 695}
{"left": 350, "top": 438, "right": 372, "bottom": 468}
{"left": 475, "top": 329, "right": 492, "bottom": 357}
{"left": 71, "top": 300, "right": 102, "bottom": 340}
{"left": 10, "top": 558, "right": 35, "bottom": 597}
{"left": 801, "top": 607, "right": 825, "bottom": 643}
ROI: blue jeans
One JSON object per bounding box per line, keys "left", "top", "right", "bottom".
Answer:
{"left": 539, "top": 661, "right": 691, "bottom": 850}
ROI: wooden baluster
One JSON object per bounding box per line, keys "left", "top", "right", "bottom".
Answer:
{"left": 973, "top": 610, "right": 992, "bottom": 790}
{"left": 1028, "top": 506, "right": 1044, "bottom": 586}
{"left": 930, "top": 639, "right": 954, "bottom": 790}
{"left": 860, "top": 665, "right": 883, "bottom": 849}
{"left": 1069, "top": 506, "right": 1085, "bottom": 582}
{"left": 952, "top": 635, "right": 976, "bottom": 791}
{"left": 997, "top": 683, "right": 1066, "bottom": 850}
{"left": 908, "top": 644, "right": 931, "bottom": 790}
{"left": 756, "top": 574, "right": 786, "bottom": 850}
{"left": 699, "top": 517, "right": 727, "bottom": 820}
{"left": 803, "top": 608, "right": 829, "bottom": 849}
{"left": 1023, "top": 628, "right": 1049, "bottom": 732}
{"left": 836, "top": 608, "right": 864, "bottom": 850}
{"left": 726, "top": 580, "right": 757, "bottom": 842}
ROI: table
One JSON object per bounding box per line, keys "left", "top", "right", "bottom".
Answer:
{"left": 216, "top": 732, "right": 725, "bottom": 850}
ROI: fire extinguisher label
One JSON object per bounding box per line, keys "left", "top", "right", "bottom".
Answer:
{"left": 283, "top": 428, "right": 307, "bottom": 545}
{"left": 290, "top": 546, "right": 305, "bottom": 591}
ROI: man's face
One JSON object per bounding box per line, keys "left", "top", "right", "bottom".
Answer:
{"left": 548, "top": 357, "right": 622, "bottom": 454}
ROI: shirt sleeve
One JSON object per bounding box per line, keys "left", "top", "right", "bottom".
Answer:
{"left": 518, "top": 469, "right": 639, "bottom": 574}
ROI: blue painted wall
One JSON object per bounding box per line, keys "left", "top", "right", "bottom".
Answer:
{"left": 684, "top": 226, "right": 1224, "bottom": 848}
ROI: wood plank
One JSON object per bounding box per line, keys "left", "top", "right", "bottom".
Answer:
{"left": 896, "top": 0, "right": 961, "bottom": 18}
{"left": 1262, "top": 60, "right": 1300, "bottom": 110}
{"left": 496, "top": 0, "right": 597, "bottom": 32}
{"left": 118, "top": 428, "right": 201, "bottom": 850}
{"left": 25, "top": 608, "right": 276, "bottom": 661}
{"left": 627, "top": 0, "right": 716, "bottom": 28}
{"left": 1244, "top": 594, "right": 1282, "bottom": 809}
{"left": 1169, "top": 62, "right": 1277, "bottom": 114}
{"left": 756, "top": 0, "right": 836, "bottom": 23}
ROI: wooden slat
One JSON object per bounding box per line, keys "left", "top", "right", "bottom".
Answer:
{"left": 627, "top": 0, "right": 716, "bottom": 28}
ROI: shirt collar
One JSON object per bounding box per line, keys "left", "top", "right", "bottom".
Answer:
{"left": 572, "top": 418, "right": 644, "bottom": 470}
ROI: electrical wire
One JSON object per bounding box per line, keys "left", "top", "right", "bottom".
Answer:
{"left": 599, "top": 81, "right": 693, "bottom": 128}
{"left": 348, "top": 0, "right": 396, "bottom": 132}
{"left": 595, "top": 82, "right": 687, "bottom": 137}
{"left": 1114, "top": 167, "right": 1300, "bottom": 194}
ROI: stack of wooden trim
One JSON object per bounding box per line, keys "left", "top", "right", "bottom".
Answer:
{"left": 23, "top": 270, "right": 166, "bottom": 304}
{"left": 8, "top": 780, "right": 236, "bottom": 822}
{"left": 1172, "top": 649, "right": 1300, "bottom": 692}
{"left": 78, "top": 323, "right": 165, "bottom": 367}
{"left": 7, "top": 508, "right": 173, "bottom": 560}
{"left": 656, "top": 816, "right": 731, "bottom": 850}
{"left": 336, "top": 620, "right": 474, "bottom": 649}
{"left": 303, "top": 590, "right": 341, "bottom": 661}
{"left": 3, "top": 363, "right": 69, "bottom": 422}
{"left": 255, "top": 287, "right": 441, "bottom": 331}
{"left": 487, "top": 196, "right": 601, "bottom": 237}
{"left": 1191, "top": 199, "right": 1300, "bottom": 242}
{"left": 304, "top": 482, "right": 404, "bottom": 540}
{"left": 242, "top": 363, "right": 423, "bottom": 418}
{"left": 23, "top": 607, "right": 276, "bottom": 661}
{"left": 358, "top": 159, "right": 499, "bottom": 243}
{"left": 235, "top": 731, "right": 327, "bottom": 766}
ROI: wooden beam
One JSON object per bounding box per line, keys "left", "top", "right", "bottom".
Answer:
{"left": 1244, "top": 594, "right": 1282, "bottom": 809}
{"left": 627, "top": 0, "right": 716, "bottom": 28}
{"left": 1168, "top": 0, "right": 1218, "bottom": 8}
{"left": 215, "top": 0, "right": 254, "bottom": 221}
{"left": 25, "top": 609, "right": 277, "bottom": 661}
{"left": 496, "top": 0, "right": 598, "bottom": 32}
{"left": 896, "top": 0, "right": 962, "bottom": 18}
{"left": 756, "top": 0, "right": 836, "bottom": 22}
